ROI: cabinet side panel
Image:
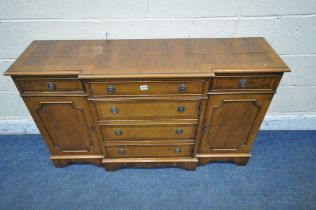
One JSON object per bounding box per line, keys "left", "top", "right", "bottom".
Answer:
{"left": 199, "top": 94, "right": 273, "bottom": 154}
{"left": 23, "top": 97, "right": 101, "bottom": 155}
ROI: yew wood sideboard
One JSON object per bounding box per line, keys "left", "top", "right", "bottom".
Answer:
{"left": 4, "top": 38, "right": 290, "bottom": 171}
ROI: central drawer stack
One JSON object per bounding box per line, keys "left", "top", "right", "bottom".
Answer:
{"left": 87, "top": 80, "right": 204, "bottom": 162}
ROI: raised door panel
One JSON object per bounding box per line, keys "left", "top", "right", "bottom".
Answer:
{"left": 199, "top": 94, "right": 273, "bottom": 153}
{"left": 23, "top": 97, "right": 101, "bottom": 155}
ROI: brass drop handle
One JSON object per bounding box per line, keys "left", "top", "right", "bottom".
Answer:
{"left": 179, "top": 84, "right": 187, "bottom": 93}
{"left": 240, "top": 79, "right": 248, "bottom": 88}
{"left": 115, "top": 129, "right": 122, "bottom": 136}
{"left": 175, "top": 147, "right": 181, "bottom": 153}
{"left": 176, "top": 128, "right": 183, "bottom": 135}
{"left": 48, "top": 82, "right": 56, "bottom": 90}
{"left": 107, "top": 85, "right": 115, "bottom": 94}
{"left": 111, "top": 106, "right": 119, "bottom": 114}
{"left": 118, "top": 148, "right": 125, "bottom": 155}
{"left": 177, "top": 105, "right": 185, "bottom": 113}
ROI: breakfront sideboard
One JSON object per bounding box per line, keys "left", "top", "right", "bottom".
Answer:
{"left": 4, "top": 38, "right": 290, "bottom": 171}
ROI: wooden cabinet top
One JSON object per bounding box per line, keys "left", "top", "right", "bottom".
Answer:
{"left": 4, "top": 37, "right": 290, "bottom": 78}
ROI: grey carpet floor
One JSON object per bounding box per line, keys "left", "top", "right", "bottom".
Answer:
{"left": 0, "top": 131, "right": 315, "bottom": 210}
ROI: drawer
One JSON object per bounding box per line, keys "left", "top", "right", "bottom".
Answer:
{"left": 106, "top": 145, "right": 193, "bottom": 158}
{"left": 17, "top": 78, "right": 84, "bottom": 93}
{"left": 89, "top": 81, "right": 203, "bottom": 96}
{"left": 94, "top": 100, "right": 200, "bottom": 120}
{"left": 101, "top": 124, "right": 196, "bottom": 140}
{"left": 211, "top": 75, "right": 280, "bottom": 90}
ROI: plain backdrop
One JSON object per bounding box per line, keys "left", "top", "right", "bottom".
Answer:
{"left": 0, "top": 0, "right": 315, "bottom": 131}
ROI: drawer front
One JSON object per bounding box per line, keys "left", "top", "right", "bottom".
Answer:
{"left": 17, "top": 78, "right": 84, "bottom": 93}
{"left": 106, "top": 145, "right": 193, "bottom": 158}
{"left": 101, "top": 124, "right": 196, "bottom": 140}
{"left": 94, "top": 100, "right": 200, "bottom": 120}
{"left": 89, "top": 81, "right": 203, "bottom": 96}
{"left": 211, "top": 75, "right": 280, "bottom": 90}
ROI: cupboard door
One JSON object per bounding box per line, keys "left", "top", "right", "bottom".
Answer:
{"left": 24, "top": 97, "right": 101, "bottom": 155}
{"left": 199, "top": 94, "right": 273, "bottom": 153}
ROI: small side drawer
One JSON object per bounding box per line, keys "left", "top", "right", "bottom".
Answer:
{"left": 211, "top": 75, "right": 280, "bottom": 91}
{"left": 89, "top": 81, "right": 203, "bottom": 96}
{"left": 106, "top": 145, "right": 193, "bottom": 158}
{"left": 17, "top": 78, "right": 84, "bottom": 93}
{"left": 101, "top": 124, "right": 196, "bottom": 140}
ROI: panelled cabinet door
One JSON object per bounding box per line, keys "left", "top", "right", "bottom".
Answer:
{"left": 199, "top": 94, "right": 273, "bottom": 153}
{"left": 23, "top": 97, "right": 101, "bottom": 155}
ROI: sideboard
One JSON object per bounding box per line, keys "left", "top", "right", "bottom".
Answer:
{"left": 4, "top": 38, "right": 290, "bottom": 171}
